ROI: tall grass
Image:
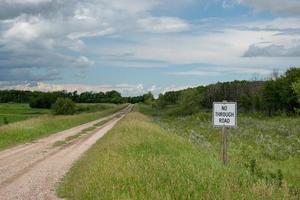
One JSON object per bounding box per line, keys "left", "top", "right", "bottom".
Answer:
{"left": 140, "top": 104, "right": 300, "bottom": 195}
{"left": 58, "top": 111, "right": 297, "bottom": 199}
{"left": 0, "top": 104, "right": 126, "bottom": 150}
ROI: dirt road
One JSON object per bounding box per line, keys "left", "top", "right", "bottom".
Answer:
{"left": 0, "top": 105, "right": 133, "bottom": 200}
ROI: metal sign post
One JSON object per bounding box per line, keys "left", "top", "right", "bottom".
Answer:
{"left": 213, "top": 101, "right": 237, "bottom": 165}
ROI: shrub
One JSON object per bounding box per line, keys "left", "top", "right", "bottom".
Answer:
{"left": 3, "top": 117, "right": 9, "bottom": 125}
{"left": 52, "top": 98, "right": 76, "bottom": 115}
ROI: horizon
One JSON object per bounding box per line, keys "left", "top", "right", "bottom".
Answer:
{"left": 1, "top": 0, "right": 300, "bottom": 96}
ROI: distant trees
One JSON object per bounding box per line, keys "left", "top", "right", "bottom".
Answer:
{"left": 0, "top": 90, "right": 150, "bottom": 107}
{"left": 262, "top": 67, "right": 300, "bottom": 115}
{"left": 156, "top": 67, "right": 300, "bottom": 116}
{"left": 1, "top": 67, "right": 299, "bottom": 116}
{"left": 157, "top": 91, "right": 181, "bottom": 109}
{"left": 29, "top": 93, "right": 59, "bottom": 109}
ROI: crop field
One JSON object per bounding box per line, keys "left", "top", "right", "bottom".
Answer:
{"left": 57, "top": 107, "right": 300, "bottom": 199}
{"left": 0, "top": 103, "right": 50, "bottom": 126}
{"left": 0, "top": 103, "right": 127, "bottom": 150}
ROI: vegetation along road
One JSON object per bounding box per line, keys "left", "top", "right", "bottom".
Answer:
{"left": 0, "top": 104, "right": 133, "bottom": 200}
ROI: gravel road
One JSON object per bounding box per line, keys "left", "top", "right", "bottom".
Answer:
{"left": 0, "top": 105, "right": 133, "bottom": 200}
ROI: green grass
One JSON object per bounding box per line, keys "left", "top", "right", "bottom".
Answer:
{"left": 0, "top": 103, "right": 119, "bottom": 126}
{"left": 141, "top": 104, "right": 300, "bottom": 195}
{"left": 0, "top": 103, "right": 50, "bottom": 125}
{"left": 0, "top": 104, "right": 127, "bottom": 150}
{"left": 57, "top": 110, "right": 298, "bottom": 199}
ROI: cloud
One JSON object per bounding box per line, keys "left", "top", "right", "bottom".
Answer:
{"left": 0, "top": 81, "right": 186, "bottom": 97}
{"left": 166, "top": 70, "right": 220, "bottom": 76}
{"left": 0, "top": 68, "right": 60, "bottom": 81}
{"left": 237, "top": 0, "right": 300, "bottom": 16}
{"left": 68, "top": 28, "right": 115, "bottom": 40}
{"left": 138, "top": 17, "right": 190, "bottom": 33}
{"left": 165, "top": 65, "right": 272, "bottom": 78}
{"left": 0, "top": 0, "right": 192, "bottom": 82}
{"left": 0, "top": 0, "right": 299, "bottom": 89}
{"left": 244, "top": 44, "right": 300, "bottom": 57}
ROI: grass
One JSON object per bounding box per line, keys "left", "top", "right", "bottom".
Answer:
{"left": 0, "top": 104, "right": 127, "bottom": 150}
{"left": 0, "top": 103, "right": 50, "bottom": 125}
{"left": 140, "top": 104, "right": 300, "bottom": 194}
{"left": 0, "top": 103, "right": 118, "bottom": 126}
{"left": 57, "top": 110, "right": 298, "bottom": 199}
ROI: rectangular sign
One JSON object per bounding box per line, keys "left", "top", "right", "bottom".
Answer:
{"left": 213, "top": 102, "right": 237, "bottom": 127}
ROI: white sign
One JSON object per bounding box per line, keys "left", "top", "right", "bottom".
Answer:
{"left": 213, "top": 102, "right": 237, "bottom": 127}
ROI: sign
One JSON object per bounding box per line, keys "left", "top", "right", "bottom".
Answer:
{"left": 213, "top": 102, "right": 237, "bottom": 127}
{"left": 213, "top": 101, "right": 237, "bottom": 165}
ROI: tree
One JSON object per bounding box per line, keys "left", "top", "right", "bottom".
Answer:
{"left": 178, "top": 88, "right": 202, "bottom": 115}
{"left": 292, "top": 80, "right": 300, "bottom": 103}
{"left": 143, "top": 92, "right": 154, "bottom": 105}
{"left": 29, "top": 93, "right": 57, "bottom": 109}
{"left": 52, "top": 98, "right": 76, "bottom": 115}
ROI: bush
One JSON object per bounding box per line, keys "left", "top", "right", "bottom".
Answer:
{"left": 52, "top": 98, "right": 76, "bottom": 115}
{"left": 3, "top": 117, "right": 9, "bottom": 125}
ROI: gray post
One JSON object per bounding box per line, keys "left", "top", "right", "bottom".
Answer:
{"left": 222, "top": 126, "right": 228, "bottom": 165}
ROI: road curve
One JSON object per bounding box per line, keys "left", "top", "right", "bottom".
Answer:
{"left": 0, "top": 105, "right": 133, "bottom": 200}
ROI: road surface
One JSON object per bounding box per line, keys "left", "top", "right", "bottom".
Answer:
{"left": 0, "top": 105, "right": 133, "bottom": 200}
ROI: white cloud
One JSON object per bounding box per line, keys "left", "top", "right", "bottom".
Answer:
{"left": 68, "top": 28, "right": 115, "bottom": 40}
{"left": 74, "top": 56, "right": 95, "bottom": 67}
{"left": 138, "top": 17, "right": 190, "bottom": 33}
{"left": 0, "top": 0, "right": 300, "bottom": 86}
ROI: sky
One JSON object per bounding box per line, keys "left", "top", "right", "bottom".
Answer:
{"left": 0, "top": 0, "right": 300, "bottom": 96}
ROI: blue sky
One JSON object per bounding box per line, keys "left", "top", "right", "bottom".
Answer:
{"left": 0, "top": 0, "right": 300, "bottom": 96}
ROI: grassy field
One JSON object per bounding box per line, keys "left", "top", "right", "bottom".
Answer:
{"left": 0, "top": 103, "right": 50, "bottom": 125}
{"left": 0, "top": 103, "right": 119, "bottom": 126}
{"left": 57, "top": 108, "right": 299, "bottom": 199}
{"left": 140, "top": 104, "right": 300, "bottom": 195}
{"left": 0, "top": 104, "right": 127, "bottom": 150}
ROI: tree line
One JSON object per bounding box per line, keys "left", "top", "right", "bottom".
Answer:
{"left": 0, "top": 90, "right": 154, "bottom": 109}
{"left": 155, "top": 67, "right": 300, "bottom": 116}
{"left": 1, "top": 67, "right": 299, "bottom": 116}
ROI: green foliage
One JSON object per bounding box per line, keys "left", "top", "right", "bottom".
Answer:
{"left": 157, "top": 90, "right": 181, "bottom": 109}
{"left": 29, "top": 93, "right": 57, "bottom": 109}
{"left": 143, "top": 92, "right": 155, "bottom": 105}
{"left": 52, "top": 98, "right": 76, "bottom": 115}
{"left": 262, "top": 67, "right": 300, "bottom": 115}
{"left": 0, "top": 89, "right": 149, "bottom": 105}
{"left": 3, "top": 116, "right": 8, "bottom": 124}
{"left": 292, "top": 80, "right": 300, "bottom": 103}
{"left": 155, "top": 67, "right": 300, "bottom": 116}
{"left": 178, "top": 88, "right": 202, "bottom": 115}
